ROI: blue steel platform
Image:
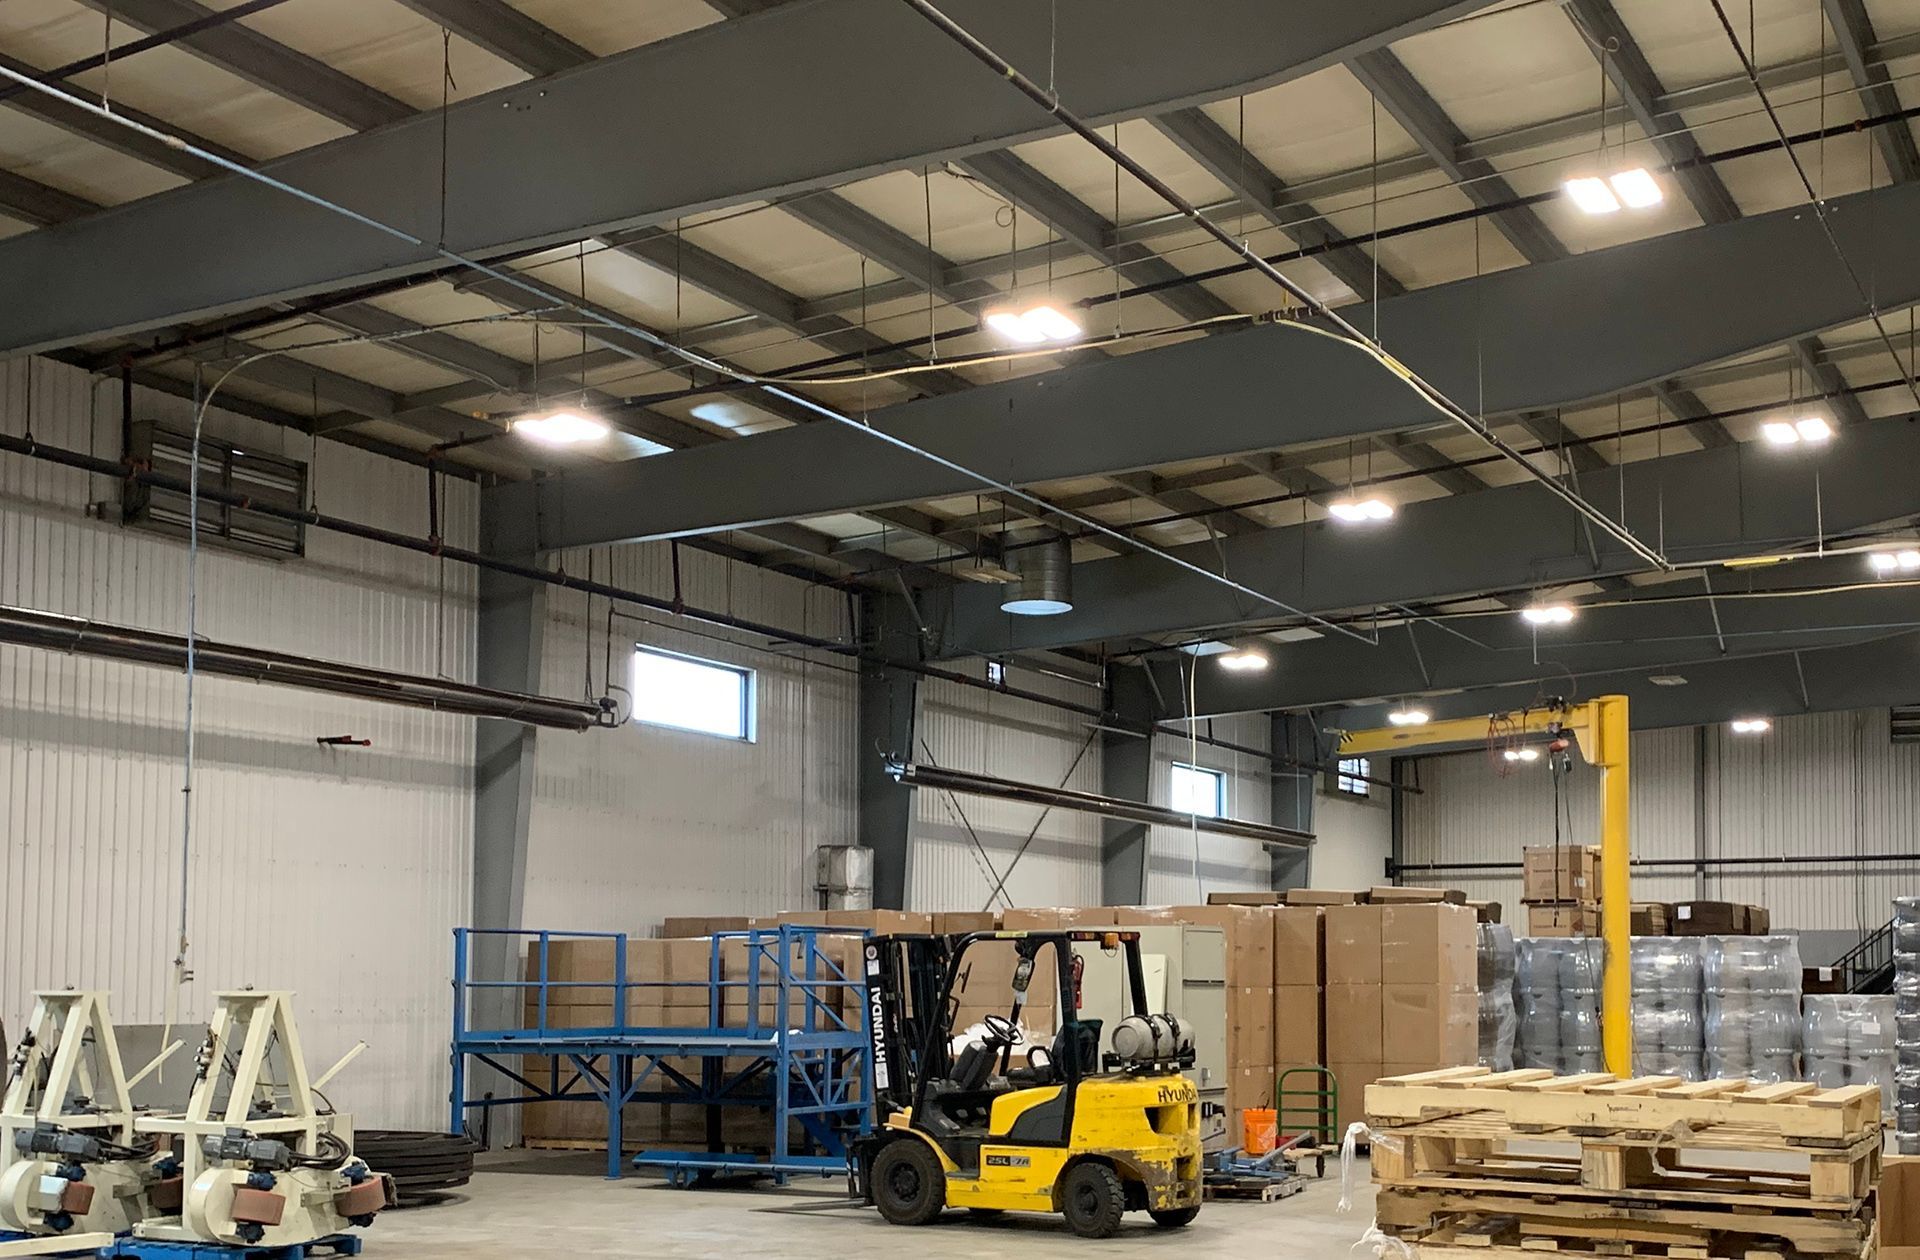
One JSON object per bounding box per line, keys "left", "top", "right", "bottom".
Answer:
{"left": 449, "top": 927, "right": 874, "bottom": 1181}
{"left": 96, "top": 1235, "right": 363, "bottom": 1260}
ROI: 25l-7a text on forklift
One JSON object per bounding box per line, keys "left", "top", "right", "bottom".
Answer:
{"left": 853, "top": 930, "right": 1203, "bottom": 1238}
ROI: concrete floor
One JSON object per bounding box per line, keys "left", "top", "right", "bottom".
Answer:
{"left": 367, "top": 1151, "right": 1381, "bottom": 1258}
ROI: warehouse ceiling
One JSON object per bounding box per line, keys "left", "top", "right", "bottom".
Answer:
{"left": 3, "top": 0, "right": 1920, "bottom": 715}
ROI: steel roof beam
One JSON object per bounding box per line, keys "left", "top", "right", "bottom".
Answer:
{"left": 1790, "top": 335, "right": 1870, "bottom": 428}
{"left": 1152, "top": 556, "right": 1917, "bottom": 717}
{"left": 1324, "top": 629, "right": 1920, "bottom": 733}
{"left": 1558, "top": 0, "right": 1736, "bottom": 445}
{"left": 780, "top": 192, "right": 1003, "bottom": 311}
{"left": 0, "top": 0, "right": 1489, "bottom": 354}
{"left": 955, "top": 150, "right": 1236, "bottom": 326}
{"left": 388, "top": 0, "right": 592, "bottom": 77}
{"left": 0, "top": 169, "right": 98, "bottom": 227}
{"left": 925, "top": 410, "right": 1920, "bottom": 658}
{"left": 1347, "top": 48, "right": 1567, "bottom": 265}
{"left": 605, "top": 228, "right": 973, "bottom": 395}
{"left": 0, "top": 50, "right": 238, "bottom": 179}
{"left": 1561, "top": 0, "right": 1743, "bottom": 225}
{"left": 1821, "top": 0, "right": 1920, "bottom": 185}
{"left": 71, "top": 0, "right": 410, "bottom": 131}
{"left": 484, "top": 179, "right": 1920, "bottom": 552}
{"left": 1151, "top": 106, "right": 1406, "bottom": 302}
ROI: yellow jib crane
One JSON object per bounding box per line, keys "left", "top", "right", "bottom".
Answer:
{"left": 1338, "top": 695, "right": 1632, "bottom": 1076}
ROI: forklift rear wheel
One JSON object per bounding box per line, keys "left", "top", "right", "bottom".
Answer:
{"left": 872, "top": 1140, "right": 947, "bottom": 1226}
{"left": 1149, "top": 1206, "right": 1200, "bottom": 1228}
{"left": 1060, "top": 1163, "right": 1126, "bottom": 1239}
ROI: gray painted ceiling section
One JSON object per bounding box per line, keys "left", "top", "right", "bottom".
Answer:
{"left": 0, "top": 0, "right": 1485, "bottom": 355}
{"left": 930, "top": 411, "right": 1920, "bottom": 656}
{"left": 1153, "top": 557, "right": 1920, "bottom": 718}
{"left": 489, "top": 179, "right": 1920, "bottom": 552}
{"left": 1321, "top": 629, "right": 1920, "bottom": 735}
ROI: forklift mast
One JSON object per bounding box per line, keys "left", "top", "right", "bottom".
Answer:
{"left": 862, "top": 934, "right": 953, "bottom": 1117}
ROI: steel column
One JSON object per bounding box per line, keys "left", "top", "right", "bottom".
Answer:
{"left": 859, "top": 593, "right": 922, "bottom": 910}
{"left": 1100, "top": 666, "right": 1156, "bottom": 906}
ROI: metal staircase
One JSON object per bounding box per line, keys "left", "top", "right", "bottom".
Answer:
{"left": 1835, "top": 917, "right": 1895, "bottom": 994}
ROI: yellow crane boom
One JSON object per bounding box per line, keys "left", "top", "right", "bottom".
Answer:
{"left": 1338, "top": 695, "right": 1631, "bottom": 1075}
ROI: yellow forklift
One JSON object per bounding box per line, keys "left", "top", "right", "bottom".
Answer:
{"left": 852, "top": 929, "right": 1203, "bottom": 1238}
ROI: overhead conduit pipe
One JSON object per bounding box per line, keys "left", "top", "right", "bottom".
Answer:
{"left": 0, "top": 431, "right": 1413, "bottom": 786}
{"left": 0, "top": 604, "right": 604, "bottom": 731}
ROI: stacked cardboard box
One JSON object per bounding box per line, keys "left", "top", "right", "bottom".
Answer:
{"left": 1529, "top": 904, "right": 1603, "bottom": 937}
{"left": 1272, "top": 905, "right": 1325, "bottom": 1136}
{"left": 1522, "top": 845, "right": 1601, "bottom": 936}
{"left": 1671, "top": 901, "right": 1772, "bottom": 936}
{"left": 1631, "top": 902, "right": 1672, "bottom": 935}
{"left": 1323, "top": 903, "right": 1477, "bottom": 1138}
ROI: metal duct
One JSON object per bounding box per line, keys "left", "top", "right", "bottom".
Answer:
{"left": 885, "top": 760, "right": 1313, "bottom": 849}
{"left": 0, "top": 604, "right": 604, "bottom": 731}
{"left": 1001, "top": 530, "right": 1073, "bottom": 615}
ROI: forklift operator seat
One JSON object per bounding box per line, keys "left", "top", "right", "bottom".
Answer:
{"left": 1006, "top": 1018, "right": 1101, "bottom": 1088}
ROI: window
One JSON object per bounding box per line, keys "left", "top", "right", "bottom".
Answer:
{"left": 1336, "top": 756, "right": 1371, "bottom": 798}
{"left": 1170, "top": 762, "right": 1224, "bottom": 818}
{"left": 986, "top": 660, "right": 1007, "bottom": 687}
{"left": 633, "top": 648, "right": 754, "bottom": 740}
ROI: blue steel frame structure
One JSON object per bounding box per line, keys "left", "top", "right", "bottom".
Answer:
{"left": 449, "top": 926, "right": 874, "bottom": 1181}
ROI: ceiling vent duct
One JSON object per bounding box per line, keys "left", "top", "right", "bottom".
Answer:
{"left": 1000, "top": 530, "right": 1073, "bottom": 616}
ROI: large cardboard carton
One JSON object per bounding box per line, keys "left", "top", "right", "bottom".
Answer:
{"left": 1327, "top": 1060, "right": 1381, "bottom": 1137}
{"left": 1273, "top": 907, "right": 1325, "bottom": 987}
{"left": 1227, "top": 987, "right": 1274, "bottom": 1063}
{"left": 1324, "top": 985, "right": 1383, "bottom": 1063}
{"left": 826, "top": 909, "right": 935, "bottom": 934}
{"left": 1113, "top": 905, "right": 1180, "bottom": 925}
{"left": 1226, "top": 1064, "right": 1275, "bottom": 1124}
{"left": 1368, "top": 886, "right": 1466, "bottom": 906}
{"left": 1207, "top": 891, "right": 1281, "bottom": 906}
{"left": 1285, "top": 889, "right": 1367, "bottom": 907}
{"left": 933, "top": 912, "right": 998, "bottom": 935}
{"left": 1324, "top": 906, "right": 1384, "bottom": 986}
{"left": 659, "top": 938, "right": 720, "bottom": 1004}
{"left": 1522, "top": 845, "right": 1601, "bottom": 903}
{"left": 1170, "top": 906, "right": 1275, "bottom": 988}
{"left": 1881, "top": 1156, "right": 1920, "bottom": 1260}
{"left": 1382, "top": 904, "right": 1476, "bottom": 988}
{"left": 1747, "top": 905, "right": 1771, "bottom": 934}
{"left": 1528, "top": 904, "right": 1601, "bottom": 937}
{"left": 1274, "top": 987, "right": 1322, "bottom": 1066}
{"left": 1630, "top": 902, "right": 1671, "bottom": 935}
{"left": 1382, "top": 985, "right": 1478, "bottom": 1067}
{"left": 1672, "top": 901, "right": 1744, "bottom": 936}
{"left": 999, "top": 908, "right": 1065, "bottom": 930}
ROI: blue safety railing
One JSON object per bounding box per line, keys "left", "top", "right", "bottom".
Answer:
{"left": 449, "top": 926, "right": 874, "bottom": 1183}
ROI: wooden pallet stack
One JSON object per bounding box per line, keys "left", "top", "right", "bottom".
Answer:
{"left": 1365, "top": 1066, "right": 1883, "bottom": 1260}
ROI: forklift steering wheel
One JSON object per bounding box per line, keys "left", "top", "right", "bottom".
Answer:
{"left": 979, "top": 1014, "right": 1019, "bottom": 1047}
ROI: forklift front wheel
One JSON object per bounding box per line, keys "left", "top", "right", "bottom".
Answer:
{"left": 871, "top": 1139, "right": 947, "bottom": 1226}
{"left": 1148, "top": 1206, "right": 1200, "bottom": 1229}
{"left": 1060, "top": 1162, "right": 1127, "bottom": 1239}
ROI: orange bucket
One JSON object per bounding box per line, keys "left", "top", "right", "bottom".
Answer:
{"left": 1242, "top": 1107, "right": 1278, "bottom": 1155}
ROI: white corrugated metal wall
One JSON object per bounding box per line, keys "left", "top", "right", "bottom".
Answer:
{"left": 912, "top": 661, "right": 1105, "bottom": 912}
{"left": 0, "top": 357, "right": 475, "bottom": 1129}
{"left": 1400, "top": 713, "right": 1920, "bottom": 933}
{"left": 520, "top": 544, "right": 856, "bottom": 929}
{"left": 1146, "top": 714, "right": 1271, "bottom": 903}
